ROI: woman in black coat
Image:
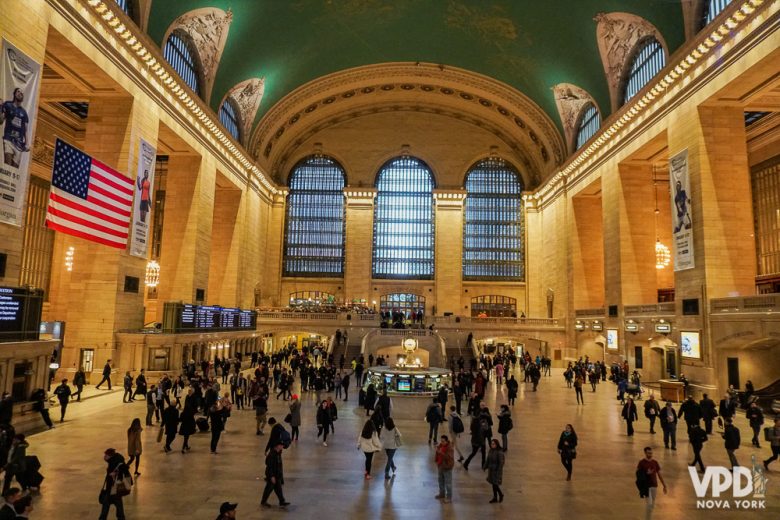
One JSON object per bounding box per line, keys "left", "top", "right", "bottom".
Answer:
{"left": 557, "top": 423, "right": 578, "bottom": 480}
{"left": 178, "top": 404, "right": 196, "bottom": 453}
{"left": 316, "top": 400, "right": 333, "bottom": 446}
{"left": 621, "top": 397, "right": 638, "bottom": 436}
{"left": 364, "top": 384, "right": 377, "bottom": 416}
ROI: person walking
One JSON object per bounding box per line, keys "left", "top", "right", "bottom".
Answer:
{"left": 659, "top": 401, "right": 678, "bottom": 450}
{"left": 463, "top": 414, "right": 486, "bottom": 471}
{"left": 622, "top": 397, "right": 638, "bottom": 436}
{"left": 425, "top": 399, "right": 444, "bottom": 444}
{"left": 209, "top": 403, "right": 225, "bottom": 454}
{"left": 381, "top": 417, "right": 402, "bottom": 479}
{"left": 557, "top": 423, "right": 578, "bottom": 481}
{"left": 132, "top": 370, "right": 147, "bottom": 401}
{"left": 746, "top": 401, "right": 764, "bottom": 448}
{"left": 162, "top": 403, "right": 179, "bottom": 453}
{"left": 506, "top": 376, "right": 518, "bottom": 406}
{"left": 1, "top": 435, "right": 28, "bottom": 494}
{"left": 122, "top": 372, "right": 133, "bottom": 403}
{"left": 574, "top": 375, "right": 584, "bottom": 405}
{"left": 73, "top": 368, "right": 86, "bottom": 402}
{"left": 357, "top": 420, "right": 382, "bottom": 480}
{"left": 261, "top": 442, "right": 290, "bottom": 508}
{"left": 145, "top": 385, "right": 157, "bottom": 426}
{"left": 288, "top": 395, "right": 301, "bottom": 443}
{"left": 763, "top": 416, "right": 780, "bottom": 470}
{"left": 178, "top": 403, "right": 196, "bottom": 453}
{"left": 644, "top": 395, "right": 661, "bottom": 434}
{"left": 31, "top": 388, "right": 53, "bottom": 430}
{"left": 722, "top": 418, "right": 741, "bottom": 469}
{"left": 316, "top": 400, "right": 333, "bottom": 447}
{"left": 496, "top": 404, "right": 512, "bottom": 452}
{"left": 699, "top": 393, "right": 717, "bottom": 434}
{"left": 98, "top": 448, "right": 131, "bottom": 520}
{"left": 688, "top": 423, "right": 707, "bottom": 472}
{"left": 448, "top": 406, "right": 465, "bottom": 462}
{"left": 95, "top": 360, "right": 113, "bottom": 390}
{"left": 53, "top": 378, "right": 72, "bottom": 423}
{"left": 636, "top": 446, "right": 667, "bottom": 520}
{"left": 485, "top": 438, "right": 505, "bottom": 503}
{"left": 126, "top": 418, "right": 142, "bottom": 477}
{"left": 434, "top": 435, "right": 454, "bottom": 503}
{"left": 678, "top": 396, "right": 702, "bottom": 433}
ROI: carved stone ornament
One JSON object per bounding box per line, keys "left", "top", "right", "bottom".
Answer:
{"left": 32, "top": 136, "right": 54, "bottom": 167}
{"left": 552, "top": 83, "right": 598, "bottom": 152}
{"left": 225, "top": 78, "right": 266, "bottom": 146}
{"left": 593, "top": 12, "right": 665, "bottom": 111}
{"left": 168, "top": 7, "right": 233, "bottom": 101}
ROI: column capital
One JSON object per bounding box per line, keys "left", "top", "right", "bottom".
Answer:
{"left": 272, "top": 189, "right": 288, "bottom": 206}
{"left": 433, "top": 189, "right": 466, "bottom": 208}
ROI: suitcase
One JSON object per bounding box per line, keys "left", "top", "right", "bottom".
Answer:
{"left": 196, "top": 417, "right": 210, "bottom": 432}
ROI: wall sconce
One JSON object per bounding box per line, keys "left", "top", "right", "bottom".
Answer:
{"left": 65, "top": 246, "right": 75, "bottom": 271}
{"left": 145, "top": 260, "right": 160, "bottom": 287}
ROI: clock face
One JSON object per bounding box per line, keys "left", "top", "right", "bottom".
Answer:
{"left": 403, "top": 338, "right": 417, "bottom": 352}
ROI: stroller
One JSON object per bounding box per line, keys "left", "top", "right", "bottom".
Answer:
{"left": 626, "top": 383, "right": 643, "bottom": 400}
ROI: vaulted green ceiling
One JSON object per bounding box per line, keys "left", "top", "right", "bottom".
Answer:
{"left": 147, "top": 0, "right": 685, "bottom": 136}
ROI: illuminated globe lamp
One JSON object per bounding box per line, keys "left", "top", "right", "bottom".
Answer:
{"left": 145, "top": 260, "right": 160, "bottom": 287}
{"left": 655, "top": 240, "right": 671, "bottom": 269}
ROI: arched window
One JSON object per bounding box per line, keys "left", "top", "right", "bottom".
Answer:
{"left": 218, "top": 98, "right": 241, "bottom": 142}
{"left": 163, "top": 31, "right": 201, "bottom": 95}
{"left": 622, "top": 38, "right": 665, "bottom": 104}
{"left": 380, "top": 293, "right": 426, "bottom": 316}
{"left": 471, "top": 295, "right": 517, "bottom": 318}
{"left": 283, "top": 156, "right": 346, "bottom": 277}
{"left": 463, "top": 157, "right": 524, "bottom": 281}
{"left": 575, "top": 103, "right": 600, "bottom": 150}
{"left": 703, "top": 0, "right": 732, "bottom": 26}
{"left": 114, "top": 0, "right": 134, "bottom": 19}
{"left": 372, "top": 157, "right": 435, "bottom": 279}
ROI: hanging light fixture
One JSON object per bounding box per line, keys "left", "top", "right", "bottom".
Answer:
{"left": 653, "top": 166, "right": 671, "bottom": 269}
{"left": 64, "top": 246, "right": 75, "bottom": 272}
{"left": 145, "top": 260, "right": 160, "bottom": 287}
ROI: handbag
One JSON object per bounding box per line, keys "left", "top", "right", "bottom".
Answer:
{"left": 284, "top": 413, "right": 292, "bottom": 424}
{"left": 98, "top": 487, "right": 108, "bottom": 505}
{"left": 156, "top": 426, "right": 164, "bottom": 443}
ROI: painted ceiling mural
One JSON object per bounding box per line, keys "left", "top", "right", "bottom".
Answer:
{"left": 146, "top": 0, "right": 685, "bottom": 143}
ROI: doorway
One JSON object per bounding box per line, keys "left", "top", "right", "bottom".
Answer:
{"left": 79, "top": 348, "right": 94, "bottom": 373}
{"left": 727, "top": 357, "right": 740, "bottom": 389}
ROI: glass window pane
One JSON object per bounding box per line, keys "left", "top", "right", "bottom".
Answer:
{"left": 623, "top": 38, "right": 665, "bottom": 104}
{"left": 163, "top": 32, "right": 200, "bottom": 96}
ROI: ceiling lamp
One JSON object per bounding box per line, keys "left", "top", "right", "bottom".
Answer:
{"left": 145, "top": 260, "right": 160, "bottom": 287}
{"left": 655, "top": 240, "right": 671, "bottom": 270}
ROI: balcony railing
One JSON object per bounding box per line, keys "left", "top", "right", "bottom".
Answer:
{"left": 623, "top": 303, "right": 675, "bottom": 316}
{"left": 711, "top": 294, "right": 780, "bottom": 314}
{"left": 575, "top": 308, "right": 605, "bottom": 317}
{"left": 256, "top": 311, "right": 562, "bottom": 329}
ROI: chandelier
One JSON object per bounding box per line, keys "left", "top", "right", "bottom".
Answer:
{"left": 145, "top": 260, "right": 160, "bottom": 287}
{"left": 655, "top": 240, "right": 670, "bottom": 269}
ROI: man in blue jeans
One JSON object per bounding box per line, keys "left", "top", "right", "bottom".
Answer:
{"left": 435, "top": 435, "right": 454, "bottom": 503}
{"left": 96, "top": 360, "right": 112, "bottom": 390}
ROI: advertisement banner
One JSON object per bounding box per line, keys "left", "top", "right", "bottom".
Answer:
{"left": 129, "top": 138, "right": 156, "bottom": 258}
{"left": 0, "top": 40, "right": 41, "bottom": 227}
{"left": 669, "top": 149, "right": 694, "bottom": 270}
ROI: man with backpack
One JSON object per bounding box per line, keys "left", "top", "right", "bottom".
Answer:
{"left": 448, "top": 406, "right": 465, "bottom": 462}
{"left": 722, "top": 418, "right": 741, "bottom": 469}
{"left": 53, "top": 379, "right": 72, "bottom": 423}
{"left": 265, "top": 418, "right": 291, "bottom": 455}
{"left": 261, "top": 442, "right": 290, "bottom": 508}
{"left": 462, "top": 414, "right": 487, "bottom": 471}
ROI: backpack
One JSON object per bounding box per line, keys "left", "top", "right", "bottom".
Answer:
{"left": 452, "top": 416, "right": 464, "bottom": 434}
{"left": 479, "top": 417, "right": 490, "bottom": 434}
{"left": 279, "top": 427, "right": 292, "bottom": 449}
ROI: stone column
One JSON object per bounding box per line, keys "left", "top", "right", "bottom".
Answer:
{"left": 208, "top": 184, "right": 242, "bottom": 306}
{"left": 156, "top": 154, "right": 216, "bottom": 312}
{"left": 433, "top": 190, "right": 466, "bottom": 315}
{"left": 344, "top": 189, "right": 377, "bottom": 304}
{"left": 263, "top": 190, "right": 287, "bottom": 307}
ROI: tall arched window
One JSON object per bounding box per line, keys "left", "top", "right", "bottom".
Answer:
{"left": 575, "top": 103, "right": 600, "bottom": 150}
{"left": 463, "top": 157, "right": 524, "bottom": 281}
{"left": 219, "top": 98, "right": 241, "bottom": 141}
{"left": 372, "top": 157, "right": 435, "bottom": 279}
{"left": 622, "top": 38, "right": 665, "bottom": 104}
{"left": 163, "top": 31, "right": 201, "bottom": 95}
{"left": 703, "top": 0, "right": 732, "bottom": 26}
{"left": 114, "top": 0, "right": 134, "bottom": 18}
{"left": 283, "top": 156, "right": 346, "bottom": 277}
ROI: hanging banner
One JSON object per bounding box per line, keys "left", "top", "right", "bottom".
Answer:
{"left": 669, "top": 149, "right": 694, "bottom": 271}
{"left": 129, "top": 138, "right": 156, "bottom": 258}
{"left": 0, "top": 40, "right": 41, "bottom": 227}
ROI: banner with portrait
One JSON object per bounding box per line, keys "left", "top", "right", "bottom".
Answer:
{"left": 0, "top": 39, "right": 41, "bottom": 227}
{"left": 129, "top": 138, "right": 156, "bottom": 258}
{"left": 669, "top": 149, "right": 695, "bottom": 271}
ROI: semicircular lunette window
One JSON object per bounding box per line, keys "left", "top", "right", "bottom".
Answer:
{"left": 372, "top": 157, "right": 435, "bottom": 279}
{"left": 218, "top": 97, "right": 241, "bottom": 142}
{"left": 575, "top": 103, "right": 601, "bottom": 150}
{"left": 283, "top": 156, "right": 346, "bottom": 277}
{"left": 622, "top": 38, "right": 665, "bottom": 104}
{"left": 163, "top": 31, "right": 201, "bottom": 96}
{"left": 463, "top": 157, "right": 524, "bottom": 281}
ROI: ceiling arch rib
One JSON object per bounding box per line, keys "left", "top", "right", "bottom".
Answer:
{"left": 593, "top": 12, "right": 668, "bottom": 112}
{"left": 163, "top": 7, "right": 233, "bottom": 104}
{"left": 251, "top": 63, "right": 566, "bottom": 187}
{"left": 553, "top": 83, "right": 601, "bottom": 154}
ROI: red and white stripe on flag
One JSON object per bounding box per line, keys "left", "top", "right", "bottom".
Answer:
{"left": 45, "top": 139, "right": 134, "bottom": 249}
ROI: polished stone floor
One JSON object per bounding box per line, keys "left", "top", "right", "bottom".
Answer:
{"left": 21, "top": 368, "right": 780, "bottom": 519}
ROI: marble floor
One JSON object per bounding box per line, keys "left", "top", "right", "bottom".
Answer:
{"left": 20, "top": 368, "right": 780, "bottom": 519}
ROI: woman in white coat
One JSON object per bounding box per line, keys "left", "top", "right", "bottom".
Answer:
{"left": 357, "top": 419, "right": 382, "bottom": 480}
{"left": 380, "top": 417, "right": 402, "bottom": 479}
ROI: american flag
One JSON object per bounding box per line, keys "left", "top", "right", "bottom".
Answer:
{"left": 45, "top": 139, "right": 134, "bottom": 249}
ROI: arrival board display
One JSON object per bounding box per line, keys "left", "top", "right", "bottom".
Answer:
{"left": 0, "top": 286, "right": 43, "bottom": 341}
{"left": 173, "top": 303, "right": 256, "bottom": 333}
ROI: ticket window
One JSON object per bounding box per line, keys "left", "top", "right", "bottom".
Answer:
{"left": 80, "top": 349, "right": 94, "bottom": 373}
{"left": 148, "top": 348, "right": 170, "bottom": 371}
